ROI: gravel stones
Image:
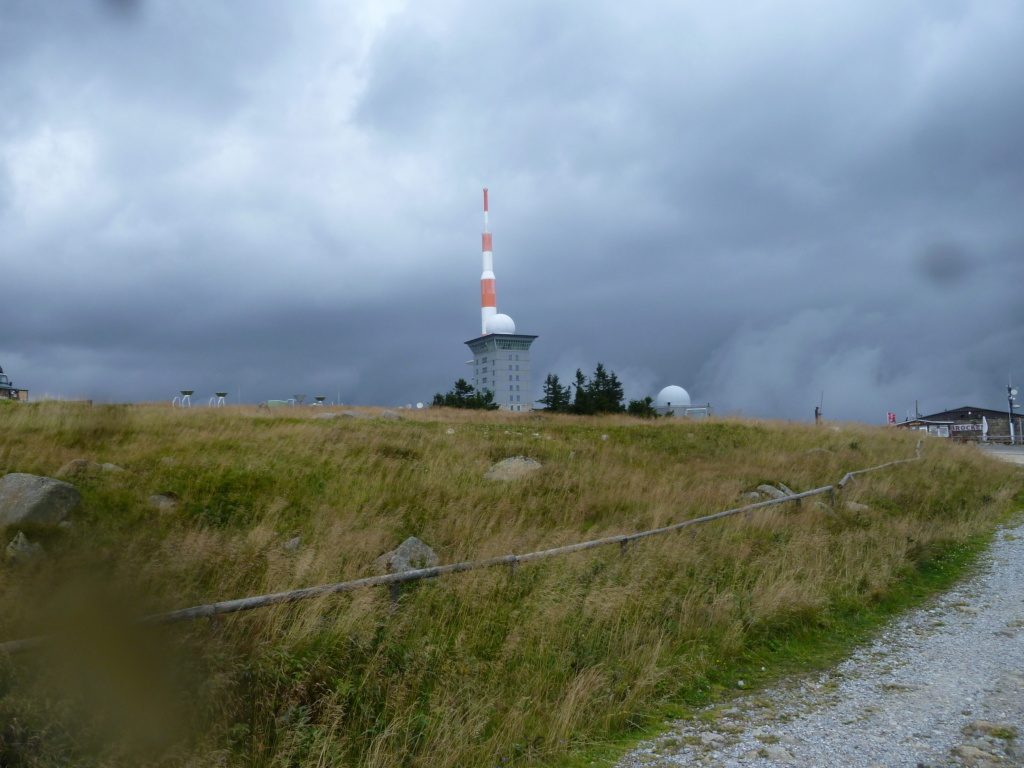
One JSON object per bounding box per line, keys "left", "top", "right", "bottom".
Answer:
{"left": 485, "top": 456, "right": 542, "bottom": 481}
{"left": 0, "top": 473, "right": 82, "bottom": 525}
{"left": 617, "top": 519, "right": 1024, "bottom": 768}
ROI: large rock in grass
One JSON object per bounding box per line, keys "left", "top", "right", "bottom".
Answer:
{"left": 485, "top": 456, "right": 542, "bottom": 481}
{"left": 374, "top": 536, "right": 439, "bottom": 575}
{"left": 380, "top": 410, "right": 403, "bottom": 421}
{"left": 0, "top": 473, "right": 82, "bottom": 525}
{"left": 756, "top": 484, "right": 788, "bottom": 500}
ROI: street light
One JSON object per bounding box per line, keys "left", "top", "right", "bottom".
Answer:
{"left": 1009, "top": 385, "right": 1020, "bottom": 444}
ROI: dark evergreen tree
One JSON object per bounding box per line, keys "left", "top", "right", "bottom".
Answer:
{"left": 431, "top": 379, "right": 499, "bottom": 410}
{"left": 586, "top": 362, "right": 625, "bottom": 414}
{"left": 627, "top": 395, "right": 658, "bottom": 418}
{"left": 538, "top": 373, "right": 572, "bottom": 412}
{"left": 571, "top": 368, "right": 595, "bottom": 415}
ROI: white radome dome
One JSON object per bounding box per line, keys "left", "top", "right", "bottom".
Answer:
{"left": 656, "top": 385, "right": 691, "bottom": 408}
{"left": 485, "top": 314, "right": 516, "bottom": 334}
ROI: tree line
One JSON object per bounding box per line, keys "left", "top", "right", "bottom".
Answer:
{"left": 433, "top": 363, "right": 662, "bottom": 417}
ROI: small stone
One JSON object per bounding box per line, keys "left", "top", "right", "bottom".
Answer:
{"left": 484, "top": 456, "right": 542, "bottom": 481}
{"left": 380, "top": 410, "right": 403, "bottom": 421}
{"left": 6, "top": 531, "right": 44, "bottom": 563}
{"left": 699, "top": 732, "right": 726, "bottom": 746}
{"left": 342, "top": 410, "right": 370, "bottom": 419}
{"left": 844, "top": 501, "right": 871, "bottom": 513}
{"left": 740, "top": 492, "right": 763, "bottom": 502}
{"left": 283, "top": 536, "right": 301, "bottom": 552}
{"left": 743, "top": 750, "right": 761, "bottom": 759}
{"left": 446, "top": 428, "right": 455, "bottom": 434}
{"left": 55, "top": 459, "right": 103, "bottom": 478}
{"left": 762, "top": 744, "right": 793, "bottom": 761}
{"left": 313, "top": 412, "right": 337, "bottom": 420}
{"left": 957, "top": 605, "right": 980, "bottom": 615}
{"left": 101, "top": 463, "right": 125, "bottom": 473}
{"left": 776, "top": 482, "right": 796, "bottom": 495}
{"left": 601, "top": 434, "right": 608, "bottom": 440}
{"left": 148, "top": 492, "right": 179, "bottom": 511}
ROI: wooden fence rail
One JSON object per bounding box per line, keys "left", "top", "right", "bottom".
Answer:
{"left": 0, "top": 441, "right": 923, "bottom": 656}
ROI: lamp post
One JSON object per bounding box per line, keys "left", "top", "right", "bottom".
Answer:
{"left": 1008, "top": 385, "right": 1019, "bottom": 444}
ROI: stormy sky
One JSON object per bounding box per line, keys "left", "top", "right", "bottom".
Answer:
{"left": 1, "top": 0, "right": 1022, "bottom": 422}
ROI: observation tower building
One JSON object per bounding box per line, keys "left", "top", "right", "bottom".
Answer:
{"left": 463, "top": 190, "right": 537, "bottom": 412}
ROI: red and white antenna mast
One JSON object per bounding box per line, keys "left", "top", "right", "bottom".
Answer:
{"left": 480, "top": 188, "right": 497, "bottom": 335}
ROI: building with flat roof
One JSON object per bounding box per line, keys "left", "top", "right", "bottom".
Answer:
{"left": 465, "top": 329, "right": 537, "bottom": 412}
{"left": 895, "top": 406, "right": 1014, "bottom": 441}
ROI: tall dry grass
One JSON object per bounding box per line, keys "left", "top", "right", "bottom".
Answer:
{"left": 0, "top": 400, "right": 1020, "bottom": 767}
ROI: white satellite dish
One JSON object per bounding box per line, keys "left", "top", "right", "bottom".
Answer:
{"left": 416, "top": 402, "right": 424, "bottom": 409}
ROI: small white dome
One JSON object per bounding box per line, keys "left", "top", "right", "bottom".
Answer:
{"left": 656, "top": 385, "right": 691, "bottom": 408}
{"left": 485, "top": 314, "right": 516, "bottom": 334}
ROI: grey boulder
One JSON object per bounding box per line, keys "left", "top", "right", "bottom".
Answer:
{"left": 375, "top": 536, "right": 439, "bottom": 574}
{"left": 756, "top": 484, "right": 788, "bottom": 500}
{"left": 485, "top": 456, "right": 542, "bottom": 481}
{"left": 148, "top": 492, "right": 180, "bottom": 511}
{"left": 0, "top": 473, "right": 82, "bottom": 525}
{"left": 6, "top": 531, "right": 44, "bottom": 563}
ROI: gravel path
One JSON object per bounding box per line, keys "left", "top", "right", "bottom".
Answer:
{"left": 617, "top": 518, "right": 1024, "bottom": 768}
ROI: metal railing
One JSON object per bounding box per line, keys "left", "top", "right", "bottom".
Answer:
{"left": 0, "top": 441, "right": 924, "bottom": 655}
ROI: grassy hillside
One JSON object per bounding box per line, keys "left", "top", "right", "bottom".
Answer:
{"left": 0, "top": 401, "right": 1020, "bottom": 767}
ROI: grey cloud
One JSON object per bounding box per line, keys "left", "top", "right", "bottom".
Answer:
{"left": 1, "top": 1, "right": 1022, "bottom": 421}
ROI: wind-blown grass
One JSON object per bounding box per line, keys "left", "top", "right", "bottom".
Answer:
{"left": 0, "top": 401, "right": 1019, "bottom": 767}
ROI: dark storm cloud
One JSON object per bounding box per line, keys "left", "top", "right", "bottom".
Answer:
{"left": 1, "top": 0, "right": 1022, "bottom": 419}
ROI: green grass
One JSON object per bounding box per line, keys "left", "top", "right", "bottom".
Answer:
{"left": 0, "top": 402, "right": 1020, "bottom": 767}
